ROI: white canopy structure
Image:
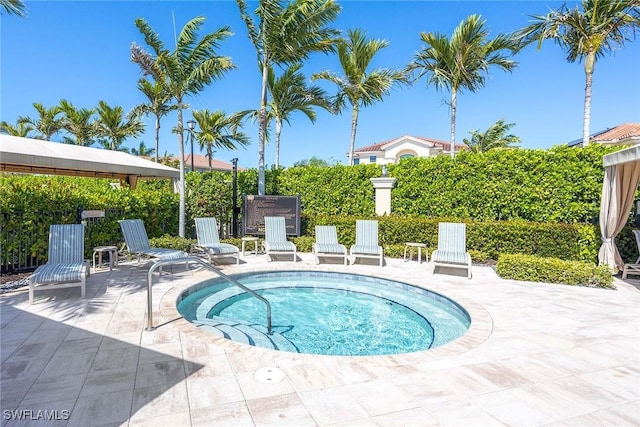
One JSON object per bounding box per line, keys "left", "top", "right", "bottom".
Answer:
{"left": 598, "top": 144, "right": 640, "bottom": 271}
{"left": 0, "top": 135, "right": 179, "bottom": 188}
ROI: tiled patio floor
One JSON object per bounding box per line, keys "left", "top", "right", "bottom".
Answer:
{"left": 1, "top": 253, "right": 639, "bottom": 426}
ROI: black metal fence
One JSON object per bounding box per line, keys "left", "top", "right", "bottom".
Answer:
{"left": 1, "top": 207, "right": 124, "bottom": 275}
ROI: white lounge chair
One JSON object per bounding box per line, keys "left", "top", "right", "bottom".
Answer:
{"left": 350, "top": 220, "right": 384, "bottom": 267}
{"left": 622, "top": 229, "right": 640, "bottom": 279}
{"left": 313, "top": 225, "right": 348, "bottom": 265}
{"left": 263, "top": 216, "right": 297, "bottom": 262}
{"left": 431, "top": 222, "right": 472, "bottom": 279}
{"left": 194, "top": 217, "right": 240, "bottom": 264}
{"left": 118, "top": 219, "right": 187, "bottom": 263}
{"left": 28, "top": 224, "right": 90, "bottom": 304}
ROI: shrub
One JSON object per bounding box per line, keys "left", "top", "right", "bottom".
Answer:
{"left": 384, "top": 244, "right": 406, "bottom": 259}
{"left": 3, "top": 145, "right": 637, "bottom": 271}
{"left": 273, "top": 145, "right": 620, "bottom": 222}
{"left": 149, "top": 235, "right": 195, "bottom": 253}
{"left": 496, "top": 253, "right": 613, "bottom": 288}
{"left": 290, "top": 236, "right": 314, "bottom": 253}
{"left": 305, "top": 215, "right": 598, "bottom": 262}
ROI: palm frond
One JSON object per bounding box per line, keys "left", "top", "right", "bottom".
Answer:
{"left": 134, "top": 18, "right": 166, "bottom": 56}
{"left": 0, "top": 0, "right": 26, "bottom": 17}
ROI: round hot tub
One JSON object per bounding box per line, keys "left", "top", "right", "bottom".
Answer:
{"left": 177, "top": 271, "right": 470, "bottom": 356}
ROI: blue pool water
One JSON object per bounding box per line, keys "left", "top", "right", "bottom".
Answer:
{"left": 177, "top": 271, "right": 470, "bottom": 356}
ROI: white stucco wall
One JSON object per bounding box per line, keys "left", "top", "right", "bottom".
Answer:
{"left": 353, "top": 138, "right": 442, "bottom": 164}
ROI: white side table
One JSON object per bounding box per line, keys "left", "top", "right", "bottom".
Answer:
{"left": 93, "top": 245, "right": 118, "bottom": 271}
{"left": 241, "top": 236, "right": 259, "bottom": 256}
{"left": 403, "top": 242, "right": 427, "bottom": 264}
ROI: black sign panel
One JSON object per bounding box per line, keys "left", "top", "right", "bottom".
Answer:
{"left": 242, "top": 195, "right": 301, "bottom": 236}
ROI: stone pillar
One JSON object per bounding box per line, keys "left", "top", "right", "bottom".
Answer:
{"left": 370, "top": 177, "right": 397, "bottom": 216}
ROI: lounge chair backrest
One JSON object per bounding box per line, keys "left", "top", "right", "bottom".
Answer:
{"left": 315, "top": 225, "right": 339, "bottom": 245}
{"left": 119, "top": 219, "right": 151, "bottom": 252}
{"left": 48, "top": 224, "right": 84, "bottom": 264}
{"left": 438, "top": 222, "right": 466, "bottom": 253}
{"left": 355, "top": 220, "right": 378, "bottom": 247}
{"left": 195, "top": 218, "right": 221, "bottom": 245}
{"left": 265, "top": 216, "right": 287, "bottom": 243}
{"left": 634, "top": 230, "right": 640, "bottom": 252}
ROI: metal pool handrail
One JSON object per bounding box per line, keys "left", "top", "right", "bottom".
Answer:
{"left": 146, "top": 256, "right": 272, "bottom": 334}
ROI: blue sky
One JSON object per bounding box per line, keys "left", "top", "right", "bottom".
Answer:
{"left": 2, "top": 1, "right": 639, "bottom": 169}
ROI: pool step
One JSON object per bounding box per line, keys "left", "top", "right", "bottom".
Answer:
{"left": 193, "top": 317, "right": 299, "bottom": 353}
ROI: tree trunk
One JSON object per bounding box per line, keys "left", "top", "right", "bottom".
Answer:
{"left": 582, "top": 51, "right": 595, "bottom": 146}
{"left": 450, "top": 89, "right": 457, "bottom": 158}
{"left": 177, "top": 104, "right": 186, "bottom": 238}
{"left": 348, "top": 104, "right": 359, "bottom": 166}
{"left": 258, "top": 59, "right": 269, "bottom": 195}
{"left": 154, "top": 116, "right": 160, "bottom": 162}
{"left": 275, "top": 118, "right": 282, "bottom": 169}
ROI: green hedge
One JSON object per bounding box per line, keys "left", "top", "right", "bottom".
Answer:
{"left": 304, "top": 215, "right": 599, "bottom": 262}
{"left": 148, "top": 235, "right": 194, "bottom": 253}
{"left": 276, "top": 144, "right": 619, "bottom": 223}
{"left": 2, "top": 144, "right": 638, "bottom": 270}
{"left": 496, "top": 253, "right": 614, "bottom": 288}
{"left": 0, "top": 175, "right": 179, "bottom": 263}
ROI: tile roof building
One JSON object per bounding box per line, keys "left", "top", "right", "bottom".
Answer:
{"left": 352, "top": 135, "right": 466, "bottom": 165}
{"left": 567, "top": 123, "right": 640, "bottom": 147}
{"left": 181, "top": 154, "right": 244, "bottom": 172}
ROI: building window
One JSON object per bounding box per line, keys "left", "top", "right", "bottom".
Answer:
{"left": 399, "top": 154, "right": 414, "bottom": 160}
{"left": 353, "top": 158, "right": 360, "bottom": 165}
{"left": 369, "top": 155, "right": 377, "bottom": 163}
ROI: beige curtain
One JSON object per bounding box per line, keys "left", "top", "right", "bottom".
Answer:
{"left": 598, "top": 162, "right": 640, "bottom": 271}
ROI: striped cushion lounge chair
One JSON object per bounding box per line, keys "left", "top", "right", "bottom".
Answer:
{"left": 118, "top": 219, "right": 187, "bottom": 264}
{"left": 622, "top": 229, "right": 640, "bottom": 279}
{"left": 350, "top": 220, "right": 384, "bottom": 267}
{"left": 313, "top": 225, "right": 348, "bottom": 265}
{"left": 28, "top": 224, "right": 90, "bottom": 304}
{"left": 195, "top": 217, "right": 240, "bottom": 265}
{"left": 431, "top": 222, "right": 472, "bottom": 279}
{"left": 263, "top": 216, "right": 297, "bottom": 262}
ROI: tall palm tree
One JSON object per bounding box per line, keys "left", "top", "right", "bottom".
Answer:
{"left": 17, "top": 102, "right": 63, "bottom": 140}
{"left": 192, "top": 110, "right": 250, "bottom": 170}
{"left": 58, "top": 99, "right": 96, "bottom": 146}
{"left": 0, "top": 0, "right": 26, "bottom": 16}
{"left": 515, "top": 0, "right": 640, "bottom": 146}
{"left": 462, "top": 119, "right": 521, "bottom": 153}
{"left": 94, "top": 100, "right": 144, "bottom": 151}
{"left": 130, "top": 141, "right": 156, "bottom": 157}
{"left": 268, "top": 63, "right": 331, "bottom": 168}
{"left": 407, "top": 14, "right": 519, "bottom": 157}
{"left": 131, "top": 78, "right": 176, "bottom": 162}
{"left": 313, "top": 28, "right": 409, "bottom": 166}
{"left": 236, "top": 0, "right": 341, "bottom": 194}
{"left": 131, "top": 16, "right": 235, "bottom": 237}
{"left": 0, "top": 121, "right": 33, "bottom": 137}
